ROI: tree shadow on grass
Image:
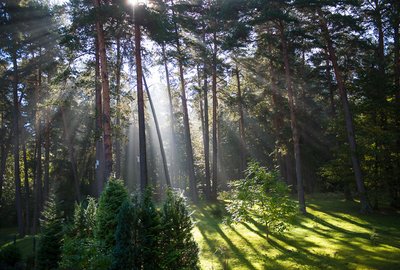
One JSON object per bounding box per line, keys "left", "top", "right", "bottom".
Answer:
{"left": 195, "top": 205, "right": 259, "bottom": 270}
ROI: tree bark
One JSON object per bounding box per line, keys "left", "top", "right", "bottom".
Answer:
{"left": 317, "top": 8, "right": 371, "bottom": 213}
{"left": 171, "top": 0, "right": 198, "bottom": 201}
{"left": 0, "top": 114, "right": 11, "bottom": 202}
{"left": 135, "top": 21, "right": 148, "bottom": 192}
{"left": 94, "top": 39, "right": 105, "bottom": 197}
{"left": 115, "top": 37, "right": 122, "bottom": 179}
{"left": 43, "top": 110, "right": 50, "bottom": 203}
{"left": 279, "top": 21, "right": 306, "bottom": 214}
{"left": 12, "top": 49, "right": 24, "bottom": 236}
{"left": 93, "top": 0, "right": 113, "bottom": 181}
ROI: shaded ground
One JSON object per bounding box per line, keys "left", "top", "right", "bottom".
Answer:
{"left": 192, "top": 193, "right": 400, "bottom": 270}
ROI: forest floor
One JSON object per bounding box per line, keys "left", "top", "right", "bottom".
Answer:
{"left": 1, "top": 193, "right": 400, "bottom": 269}
{"left": 192, "top": 193, "right": 400, "bottom": 270}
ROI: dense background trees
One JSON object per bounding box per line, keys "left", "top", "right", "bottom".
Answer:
{"left": 0, "top": 0, "right": 399, "bottom": 238}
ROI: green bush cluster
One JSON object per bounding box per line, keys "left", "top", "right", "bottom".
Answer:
{"left": 35, "top": 178, "right": 199, "bottom": 270}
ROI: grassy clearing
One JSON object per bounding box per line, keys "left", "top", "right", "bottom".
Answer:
{"left": 192, "top": 193, "right": 400, "bottom": 270}
{"left": 1, "top": 193, "right": 399, "bottom": 269}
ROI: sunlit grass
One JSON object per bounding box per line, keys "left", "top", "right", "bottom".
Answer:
{"left": 192, "top": 194, "right": 400, "bottom": 270}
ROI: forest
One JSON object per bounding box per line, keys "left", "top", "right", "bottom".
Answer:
{"left": 0, "top": 0, "right": 399, "bottom": 269}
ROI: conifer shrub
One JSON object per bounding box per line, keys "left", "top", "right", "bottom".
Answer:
{"left": 111, "top": 196, "right": 140, "bottom": 270}
{"left": 95, "top": 178, "right": 129, "bottom": 250}
{"left": 160, "top": 189, "right": 200, "bottom": 270}
{"left": 36, "top": 196, "right": 64, "bottom": 270}
{"left": 0, "top": 244, "right": 23, "bottom": 270}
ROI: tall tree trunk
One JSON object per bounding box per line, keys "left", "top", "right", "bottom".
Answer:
{"left": 279, "top": 22, "right": 306, "bottom": 214}
{"left": 94, "top": 39, "right": 105, "bottom": 197}
{"left": 171, "top": 0, "right": 198, "bottom": 201}
{"left": 202, "top": 29, "right": 211, "bottom": 199}
{"left": 32, "top": 67, "right": 42, "bottom": 234}
{"left": 211, "top": 29, "right": 218, "bottom": 199}
{"left": 135, "top": 20, "right": 148, "bottom": 192}
{"left": 61, "top": 106, "right": 81, "bottom": 202}
{"left": 161, "top": 43, "right": 176, "bottom": 183}
{"left": 12, "top": 49, "right": 24, "bottom": 236}
{"left": 93, "top": 0, "right": 113, "bottom": 180}
{"left": 143, "top": 76, "right": 171, "bottom": 187}
{"left": 0, "top": 114, "right": 11, "bottom": 202}
{"left": 318, "top": 9, "right": 371, "bottom": 213}
{"left": 235, "top": 64, "right": 246, "bottom": 176}
{"left": 115, "top": 37, "right": 122, "bottom": 179}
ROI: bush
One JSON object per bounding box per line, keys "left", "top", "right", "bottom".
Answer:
{"left": 160, "top": 189, "right": 199, "bottom": 270}
{"left": 225, "top": 161, "right": 297, "bottom": 239}
{"left": 36, "top": 196, "right": 64, "bottom": 270}
{"left": 0, "top": 244, "right": 23, "bottom": 270}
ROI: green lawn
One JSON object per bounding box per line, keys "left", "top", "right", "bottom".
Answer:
{"left": 192, "top": 194, "right": 400, "bottom": 270}
{"left": 1, "top": 193, "right": 400, "bottom": 269}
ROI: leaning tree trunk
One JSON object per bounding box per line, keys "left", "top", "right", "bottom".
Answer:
{"left": 143, "top": 76, "right": 171, "bottom": 187}
{"left": 93, "top": 0, "right": 113, "bottom": 181}
{"left": 279, "top": 22, "right": 306, "bottom": 214}
{"left": 171, "top": 0, "right": 198, "bottom": 201}
{"left": 161, "top": 43, "right": 177, "bottom": 182}
{"left": 12, "top": 49, "right": 24, "bottom": 236}
{"left": 318, "top": 8, "right": 371, "bottom": 213}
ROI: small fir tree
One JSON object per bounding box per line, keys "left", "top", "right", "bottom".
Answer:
{"left": 140, "top": 188, "right": 163, "bottom": 270}
{"left": 95, "top": 178, "right": 129, "bottom": 249}
{"left": 111, "top": 196, "right": 141, "bottom": 270}
{"left": 36, "top": 195, "right": 64, "bottom": 270}
{"left": 160, "top": 189, "right": 200, "bottom": 270}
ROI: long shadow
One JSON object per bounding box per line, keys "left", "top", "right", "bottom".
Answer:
{"left": 195, "top": 206, "right": 258, "bottom": 270}
{"left": 226, "top": 223, "right": 263, "bottom": 257}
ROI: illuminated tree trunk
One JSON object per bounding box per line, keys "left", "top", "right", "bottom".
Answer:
{"left": 22, "top": 142, "right": 30, "bottom": 234}
{"left": 318, "top": 9, "right": 371, "bottom": 213}
{"left": 171, "top": 0, "right": 198, "bottom": 201}
{"left": 93, "top": 0, "right": 113, "bottom": 181}
{"left": 143, "top": 76, "right": 171, "bottom": 187}
{"left": 279, "top": 22, "right": 306, "bottom": 214}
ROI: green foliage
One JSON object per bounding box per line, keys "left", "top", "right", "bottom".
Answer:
{"left": 160, "top": 189, "right": 200, "bottom": 270}
{"left": 140, "top": 188, "right": 163, "bottom": 270}
{"left": 95, "top": 178, "right": 129, "bottom": 250}
{"left": 0, "top": 244, "right": 23, "bottom": 270}
{"left": 36, "top": 196, "right": 64, "bottom": 270}
{"left": 225, "top": 161, "right": 297, "bottom": 238}
{"left": 111, "top": 196, "right": 140, "bottom": 270}
{"left": 59, "top": 197, "right": 99, "bottom": 270}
